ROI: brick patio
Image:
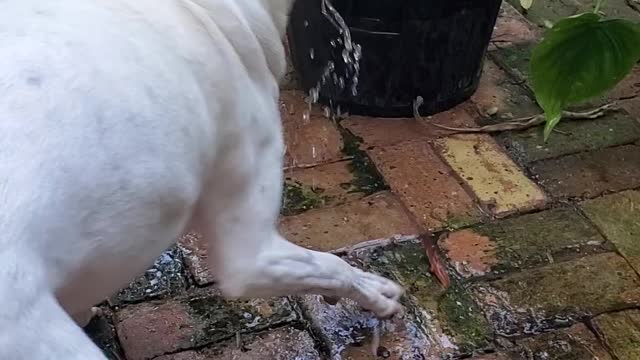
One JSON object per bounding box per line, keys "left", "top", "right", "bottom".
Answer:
{"left": 85, "top": 2, "right": 640, "bottom": 359}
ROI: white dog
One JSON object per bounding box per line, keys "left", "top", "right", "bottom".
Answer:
{"left": 0, "top": 0, "right": 403, "bottom": 358}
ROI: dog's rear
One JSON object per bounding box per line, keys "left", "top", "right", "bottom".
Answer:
{"left": 0, "top": 1, "right": 221, "bottom": 357}
{"left": 0, "top": 0, "right": 402, "bottom": 358}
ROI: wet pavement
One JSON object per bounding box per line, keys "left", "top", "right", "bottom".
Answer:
{"left": 86, "top": 1, "right": 640, "bottom": 359}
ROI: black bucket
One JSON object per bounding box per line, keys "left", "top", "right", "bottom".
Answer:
{"left": 287, "top": 0, "right": 503, "bottom": 117}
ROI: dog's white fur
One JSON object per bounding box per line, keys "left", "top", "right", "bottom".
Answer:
{"left": 0, "top": 0, "right": 403, "bottom": 358}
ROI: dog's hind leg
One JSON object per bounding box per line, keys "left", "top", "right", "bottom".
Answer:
{"left": 0, "top": 285, "right": 107, "bottom": 359}
{"left": 195, "top": 117, "right": 403, "bottom": 318}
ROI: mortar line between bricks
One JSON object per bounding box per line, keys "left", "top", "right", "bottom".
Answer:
{"left": 585, "top": 317, "right": 624, "bottom": 360}
{"left": 575, "top": 203, "right": 640, "bottom": 282}
{"left": 425, "top": 139, "right": 494, "bottom": 222}
{"left": 146, "top": 315, "right": 308, "bottom": 360}
{"left": 283, "top": 155, "right": 354, "bottom": 173}
{"left": 288, "top": 296, "right": 334, "bottom": 358}
{"left": 487, "top": 51, "right": 534, "bottom": 94}
{"left": 525, "top": 141, "right": 640, "bottom": 169}
{"left": 333, "top": 119, "right": 430, "bottom": 233}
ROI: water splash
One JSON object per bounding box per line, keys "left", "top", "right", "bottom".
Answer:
{"left": 301, "top": 0, "right": 362, "bottom": 122}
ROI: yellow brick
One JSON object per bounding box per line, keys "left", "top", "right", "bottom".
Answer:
{"left": 436, "top": 134, "right": 546, "bottom": 216}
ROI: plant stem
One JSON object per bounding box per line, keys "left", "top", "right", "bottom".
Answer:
{"left": 594, "top": 0, "right": 605, "bottom": 13}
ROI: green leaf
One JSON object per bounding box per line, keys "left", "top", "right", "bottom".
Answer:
{"left": 520, "top": 0, "right": 533, "bottom": 10}
{"left": 530, "top": 13, "right": 640, "bottom": 141}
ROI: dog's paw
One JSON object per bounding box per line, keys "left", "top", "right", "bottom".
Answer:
{"left": 351, "top": 269, "right": 403, "bottom": 319}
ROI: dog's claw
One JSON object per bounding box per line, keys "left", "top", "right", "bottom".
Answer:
{"left": 323, "top": 295, "right": 340, "bottom": 305}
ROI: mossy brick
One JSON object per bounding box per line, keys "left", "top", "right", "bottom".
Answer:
{"left": 490, "top": 41, "right": 536, "bottom": 82}
{"left": 299, "top": 294, "right": 436, "bottom": 359}
{"left": 440, "top": 208, "right": 609, "bottom": 278}
{"left": 278, "top": 191, "right": 421, "bottom": 252}
{"left": 357, "top": 242, "right": 493, "bottom": 355}
{"left": 110, "top": 247, "right": 188, "bottom": 305}
{"left": 471, "top": 61, "right": 540, "bottom": 125}
{"left": 472, "top": 253, "right": 640, "bottom": 336}
{"left": 581, "top": 190, "right": 640, "bottom": 274}
{"left": 154, "top": 327, "right": 321, "bottom": 360}
{"left": 531, "top": 145, "right": 640, "bottom": 199}
{"left": 593, "top": 310, "right": 640, "bottom": 359}
{"left": 115, "top": 288, "right": 297, "bottom": 360}
{"left": 507, "top": 0, "right": 640, "bottom": 28}
{"left": 514, "top": 323, "right": 612, "bottom": 359}
{"left": 500, "top": 112, "right": 640, "bottom": 164}
{"left": 281, "top": 160, "right": 367, "bottom": 216}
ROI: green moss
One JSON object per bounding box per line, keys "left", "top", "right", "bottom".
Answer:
{"left": 596, "top": 310, "right": 640, "bottom": 359}
{"left": 581, "top": 191, "right": 640, "bottom": 273}
{"left": 492, "top": 41, "right": 535, "bottom": 80}
{"left": 281, "top": 181, "right": 333, "bottom": 216}
{"left": 472, "top": 208, "right": 605, "bottom": 274}
{"left": 438, "top": 284, "right": 492, "bottom": 353}
{"left": 185, "top": 294, "right": 296, "bottom": 347}
{"left": 186, "top": 295, "right": 248, "bottom": 344}
{"left": 501, "top": 112, "right": 640, "bottom": 163}
{"left": 367, "top": 243, "right": 490, "bottom": 354}
{"left": 490, "top": 253, "right": 640, "bottom": 317}
{"left": 445, "top": 213, "right": 481, "bottom": 230}
{"left": 339, "top": 127, "right": 387, "bottom": 195}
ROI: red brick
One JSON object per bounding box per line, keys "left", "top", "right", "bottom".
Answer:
{"left": 439, "top": 208, "right": 607, "bottom": 278}
{"left": 279, "top": 39, "right": 299, "bottom": 91}
{"left": 280, "top": 90, "right": 343, "bottom": 168}
{"left": 490, "top": 2, "right": 541, "bottom": 50}
{"left": 341, "top": 116, "right": 431, "bottom": 148}
{"left": 531, "top": 145, "right": 640, "bottom": 199}
{"left": 341, "top": 103, "right": 476, "bottom": 148}
{"left": 278, "top": 191, "right": 420, "bottom": 252}
{"left": 282, "top": 160, "right": 366, "bottom": 215}
{"left": 178, "top": 232, "right": 213, "bottom": 285}
{"left": 154, "top": 327, "right": 321, "bottom": 360}
{"left": 114, "top": 289, "right": 297, "bottom": 360}
{"left": 368, "top": 140, "right": 481, "bottom": 230}
{"left": 116, "top": 300, "right": 197, "bottom": 360}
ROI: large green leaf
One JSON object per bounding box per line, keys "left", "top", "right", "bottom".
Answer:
{"left": 530, "top": 13, "right": 640, "bottom": 140}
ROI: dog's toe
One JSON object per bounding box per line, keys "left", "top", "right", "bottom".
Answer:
{"left": 351, "top": 270, "right": 404, "bottom": 319}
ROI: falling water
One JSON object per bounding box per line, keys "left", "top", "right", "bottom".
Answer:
{"left": 303, "top": 0, "right": 362, "bottom": 121}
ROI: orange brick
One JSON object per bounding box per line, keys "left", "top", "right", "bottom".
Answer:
{"left": 341, "top": 103, "right": 476, "bottom": 148}
{"left": 278, "top": 191, "right": 420, "bottom": 252}
{"left": 368, "top": 140, "right": 481, "bottom": 230}
{"left": 280, "top": 90, "right": 343, "bottom": 168}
